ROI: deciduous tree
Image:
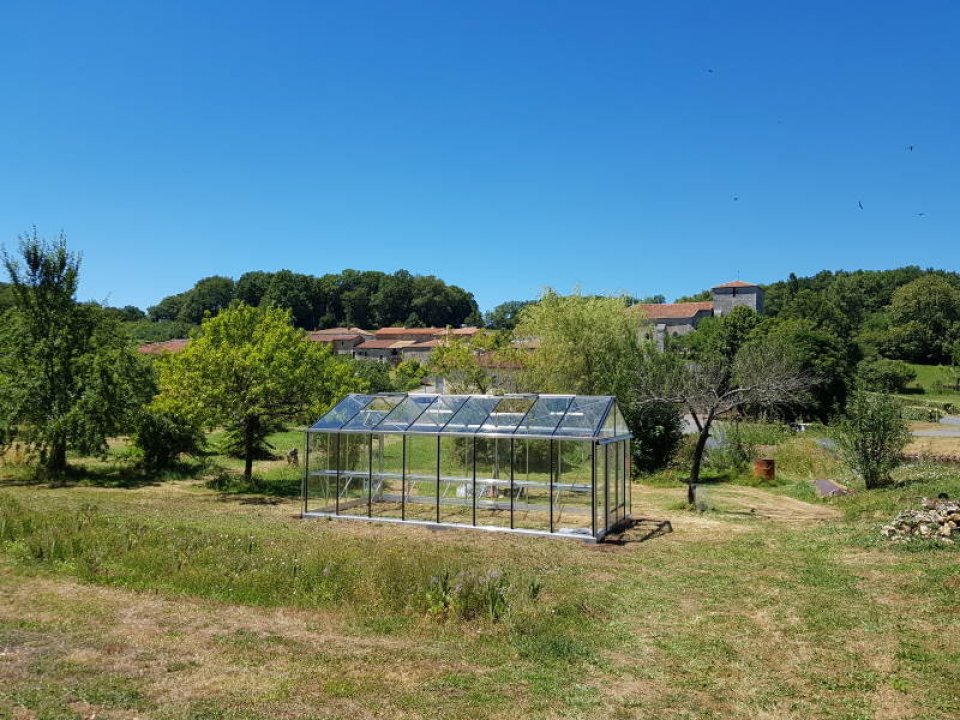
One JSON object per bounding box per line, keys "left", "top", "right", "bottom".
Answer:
{"left": 0, "top": 230, "right": 153, "bottom": 476}
{"left": 153, "top": 303, "right": 361, "bottom": 480}
{"left": 515, "top": 290, "right": 683, "bottom": 472}
{"left": 637, "top": 318, "right": 813, "bottom": 503}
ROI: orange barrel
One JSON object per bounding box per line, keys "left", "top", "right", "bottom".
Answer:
{"left": 753, "top": 458, "right": 775, "bottom": 480}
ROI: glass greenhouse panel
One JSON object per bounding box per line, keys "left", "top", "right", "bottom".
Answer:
{"left": 376, "top": 394, "right": 435, "bottom": 432}
{"left": 554, "top": 441, "right": 593, "bottom": 535}
{"left": 555, "top": 396, "right": 614, "bottom": 437}
{"left": 409, "top": 396, "right": 468, "bottom": 432}
{"left": 306, "top": 432, "right": 337, "bottom": 513}
{"left": 338, "top": 433, "right": 370, "bottom": 516}
{"left": 404, "top": 434, "right": 438, "bottom": 521}
{"left": 439, "top": 436, "right": 473, "bottom": 524}
{"left": 514, "top": 395, "right": 574, "bottom": 436}
{"left": 613, "top": 407, "right": 629, "bottom": 436}
{"left": 479, "top": 396, "right": 536, "bottom": 433}
{"left": 312, "top": 395, "right": 374, "bottom": 430}
{"left": 443, "top": 396, "right": 500, "bottom": 434}
{"left": 371, "top": 434, "right": 404, "bottom": 519}
{"left": 513, "top": 438, "right": 553, "bottom": 531}
{"left": 474, "top": 437, "right": 513, "bottom": 528}
{"left": 605, "top": 444, "right": 618, "bottom": 528}
{"left": 341, "top": 395, "right": 404, "bottom": 431}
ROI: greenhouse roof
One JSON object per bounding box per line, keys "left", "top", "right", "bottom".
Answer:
{"left": 309, "top": 393, "right": 632, "bottom": 441}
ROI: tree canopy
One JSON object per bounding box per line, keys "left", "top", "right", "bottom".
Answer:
{"left": 147, "top": 268, "right": 480, "bottom": 331}
{"left": 638, "top": 309, "right": 813, "bottom": 499}
{"left": 153, "top": 303, "right": 363, "bottom": 480}
{"left": 515, "top": 290, "right": 683, "bottom": 472}
{"left": 0, "top": 231, "right": 153, "bottom": 476}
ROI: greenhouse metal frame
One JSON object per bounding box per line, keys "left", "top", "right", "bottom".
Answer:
{"left": 302, "top": 393, "right": 632, "bottom": 541}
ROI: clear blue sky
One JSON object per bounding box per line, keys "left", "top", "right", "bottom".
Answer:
{"left": 1, "top": 1, "right": 958, "bottom": 313}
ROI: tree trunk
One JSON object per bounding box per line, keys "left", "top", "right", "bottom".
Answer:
{"left": 688, "top": 424, "right": 712, "bottom": 505}
{"left": 47, "top": 438, "right": 68, "bottom": 479}
{"left": 243, "top": 418, "right": 256, "bottom": 482}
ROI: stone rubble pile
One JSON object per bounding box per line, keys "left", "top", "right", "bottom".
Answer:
{"left": 881, "top": 498, "right": 960, "bottom": 543}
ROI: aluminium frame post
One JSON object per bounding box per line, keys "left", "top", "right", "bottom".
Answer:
{"left": 590, "top": 441, "right": 596, "bottom": 538}
{"left": 549, "top": 439, "right": 555, "bottom": 533}
{"left": 401, "top": 435, "right": 407, "bottom": 521}
{"left": 335, "top": 433, "right": 341, "bottom": 515}
{"left": 509, "top": 437, "right": 515, "bottom": 529}
{"left": 367, "top": 433, "right": 373, "bottom": 518}
{"left": 472, "top": 436, "right": 477, "bottom": 526}
{"left": 436, "top": 434, "right": 441, "bottom": 524}
{"left": 302, "top": 431, "right": 310, "bottom": 517}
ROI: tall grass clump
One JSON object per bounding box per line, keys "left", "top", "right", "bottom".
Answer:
{"left": 0, "top": 492, "right": 554, "bottom": 626}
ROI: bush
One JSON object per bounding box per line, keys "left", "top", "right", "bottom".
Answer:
{"left": 900, "top": 405, "right": 946, "bottom": 423}
{"left": 856, "top": 358, "right": 917, "bottom": 393}
{"left": 835, "top": 391, "right": 911, "bottom": 489}
{"left": 628, "top": 401, "right": 684, "bottom": 473}
{"left": 132, "top": 409, "right": 205, "bottom": 470}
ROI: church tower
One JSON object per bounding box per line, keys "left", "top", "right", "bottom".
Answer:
{"left": 711, "top": 281, "right": 764, "bottom": 316}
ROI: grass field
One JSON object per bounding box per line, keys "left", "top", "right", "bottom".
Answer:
{"left": 899, "top": 363, "right": 960, "bottom": 407}
{"left": 1, "top": 435, "right": 959, "bottom": 719}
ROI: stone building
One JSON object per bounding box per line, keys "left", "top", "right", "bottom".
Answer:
{"left": 634, "top": 280, "right": 764, "bottom": 349}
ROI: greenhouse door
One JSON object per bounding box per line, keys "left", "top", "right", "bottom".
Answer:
{"left": 605, "top": 444, "right": 618, "bottom": 529}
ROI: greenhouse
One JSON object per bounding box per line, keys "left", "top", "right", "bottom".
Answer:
{"left": 302, "top": 393, "right": 632, "bottom": 541}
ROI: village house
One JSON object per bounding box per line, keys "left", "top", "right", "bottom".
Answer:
{"left": 305, "top": 327, "right": 374, "bottom": 356}
{"left": 138, "top": 326, "right": 481, "bottom": 365}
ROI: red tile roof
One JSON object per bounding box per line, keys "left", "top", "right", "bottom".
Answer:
{"left": 307, "top": 332, "right": 363, "bottom": 343}
{"left": 634, "top": 301, "right": 714, "bottom": 320}
{"left": 712, "top": 280, "right": 759, "bottom": 289}
{"left": 374, "top": 327, "right": 445, "bottom": 337}
{"left": 355, "top": 340, "right": 401, "bottom": 350}
{"left": 404, "top": 339, "right": 443, "bottom": 349}
{"left": 373, "top": 326, "right": 481, "bottom": 338}
{"left": 138, "top": 338, "right": 189, "bottom": 355}
{"left": 310, "top": 327, "right": 373, "bottom": 336}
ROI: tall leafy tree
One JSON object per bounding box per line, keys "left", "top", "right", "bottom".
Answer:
{"left": 153, "top": 303, "right": 361, "bottom": 480}
{"left": 261, "top": 270, "right": 317, "bottom": 328}
{"left": 515, "top": 290, "right": 683, "bottom": 472}
{"left": 484, "top": 300, "right": 534, "bottom": 331}
{"left": 750, "top": 317, "right": 855, "bottom": 420}
{"left": 0, "top": 231, "right": 153, "bottom": 476}
{"left": 881, "top": 275, "right": 960, "bottom": 363}
{"left": 177, "top": 275, "right": 237, "bottom": 324}
{"left": 428, "top": 332, "right": 503, "bottom": 393}
{"left": 236, "top": 271, "right": 272, "bottom": 307}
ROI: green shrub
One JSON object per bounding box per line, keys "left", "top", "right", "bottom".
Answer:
{"left": 856, "top": 358, "right": 917, "bottom": 393}
{"left": 835, "top": 391, "right": 911, "bottom": 489}
{"left": 900, "top": 405, "right": 946, "bottom": 423}
{"left": 132, "top": 409, "right": 204, "bottom": 470}
{"left": 426, "top": 568, "right": 512, "bottom": 622}
{"left": 627, "top": 401, "right": 684, "bottom": 473}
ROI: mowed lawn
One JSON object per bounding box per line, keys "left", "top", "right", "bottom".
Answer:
{"left": 1, "top": 445, "right": 959, "bottom": 719}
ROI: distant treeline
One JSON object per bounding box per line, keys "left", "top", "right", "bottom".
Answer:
{"left": 121, "top": 269, "right": 481, "bottom": 340}
{"left": 761, "top": 267, "right": 960, "bottom": 365}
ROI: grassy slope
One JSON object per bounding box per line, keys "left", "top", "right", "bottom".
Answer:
{"left": 899, "top": 363, "right": 960, "bottom": 406}
{"left": 1, "top": 433, "right": 959, "bottom": 719}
